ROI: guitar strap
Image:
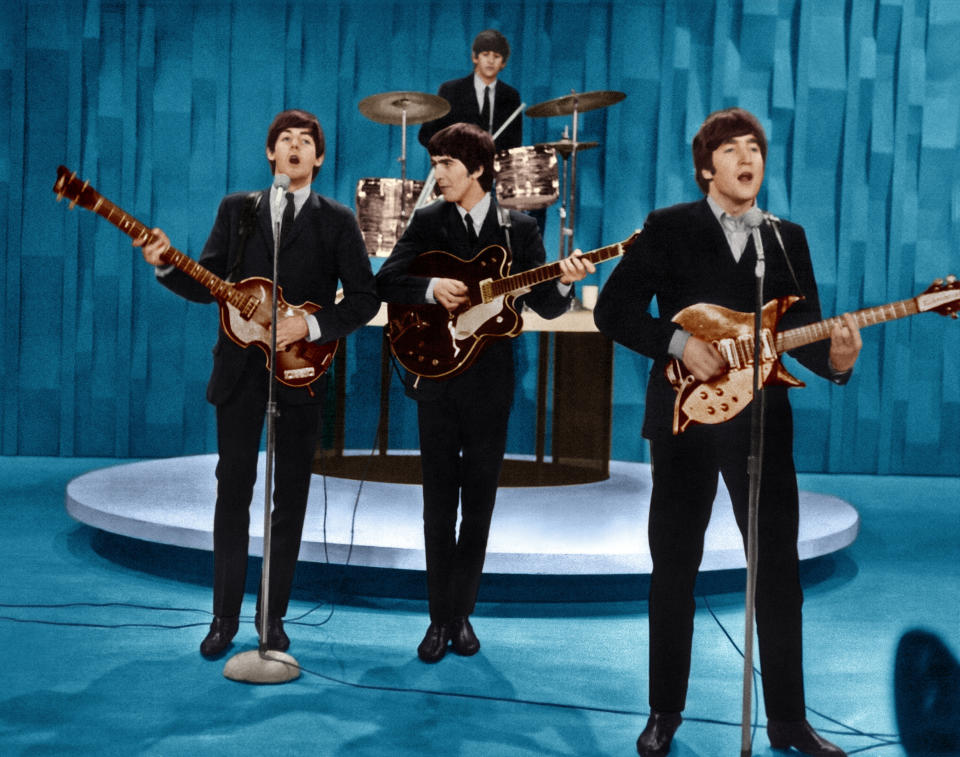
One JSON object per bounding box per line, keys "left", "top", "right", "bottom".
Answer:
{"left": 226, "top": 191, "right": 263, "bottom": 282}
{"left": 496, "top": 202, "right": 513, "bottom": 257}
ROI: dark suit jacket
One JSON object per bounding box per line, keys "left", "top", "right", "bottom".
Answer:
{"left": 375, "top": 198, "right": 570, "bottom": 400}
{"left": 594, "top": 198, "right": 846, "bottom": 438}
{"left": 158, "top": 188, "right": 379, "bottom": 405}
{"left": 418, "top": 74, "right": 523, "bottom": 152}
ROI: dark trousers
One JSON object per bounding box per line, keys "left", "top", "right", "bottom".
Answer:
{"left": 211, "top": 362, "right": 322, "bottom": 619}
{"left": 416, "top": 368, "right": 513, "bottom": 624}
{"left": 647, "top": 396, "right": 806, "bottom": 721}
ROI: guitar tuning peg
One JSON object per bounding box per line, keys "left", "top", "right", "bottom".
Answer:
{"left": 946, "top": 274, "right": 957, "bottom": 284}
{"left": 933, "top": 278, "right": 944, "bottom": 287}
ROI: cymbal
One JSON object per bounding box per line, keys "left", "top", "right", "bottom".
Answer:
{"left": 358, "top": 91, "right": 450, "bottom": 125}
{"left": 537, "top": 139, "right": 600, "bottom": 158}
{"left": 525, "top": 90, "right": 626, "bottom": 118}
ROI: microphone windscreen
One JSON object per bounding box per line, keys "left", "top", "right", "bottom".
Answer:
{"left": 273, "top": 173, "right": 291, "bottom": 190}
{"left": 742, "top": 207, "right": 764, "bottom": 229}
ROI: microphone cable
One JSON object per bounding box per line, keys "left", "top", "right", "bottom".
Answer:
{"left": 699, "top": 592, "right": 901, "bottom": 752}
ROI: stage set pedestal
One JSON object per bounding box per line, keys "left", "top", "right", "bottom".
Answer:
{"left": 66, "top": 308, "right": 859, "bottom": 579}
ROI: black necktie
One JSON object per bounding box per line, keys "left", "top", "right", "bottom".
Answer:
{"left": 465, "top": 213, "right": 478, "bottom": 248}
{"left": 280, "top": 192, "right": 295, "bottom": 246}
{"left": 480, "top": 86, "right": 491, "bottom": 132}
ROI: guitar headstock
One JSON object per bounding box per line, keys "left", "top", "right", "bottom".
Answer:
{"left": 919, "top": 275, "right": 960, "bottom": 319}
{"left": 53, "top": 165, "right": 102, "bottom": 211}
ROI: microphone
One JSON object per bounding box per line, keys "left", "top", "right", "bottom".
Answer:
{"left": 272, "top": 173, "right": 291, "bottom": 213}
{"left": 742, "top": 207, "right": 764, "bottom": 230}
{"left": 742, "top": 207, "right": 766, "bottom": 273}
{"left": 762, "top": 210, "right": 781, "bottom": 225}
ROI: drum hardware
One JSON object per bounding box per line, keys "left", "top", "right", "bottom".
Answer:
{"left": 355, "top": 178, "right": 426, "bottom": 257}
{"left": 358, "top": 91, "right": 450, "bottom": 245}
{"left": 493, "top": 145, "right": 559, "bottom": 210}
{"left": 536, "top": 138, "right": 599, "bottom": 159}
{"left": 526, "top": 90, "right": 625, "bottom": 259}
{"left": 358, "top": 91, "right": 450, "bottom": 183}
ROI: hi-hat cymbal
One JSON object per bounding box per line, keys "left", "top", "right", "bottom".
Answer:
{"left": 536, "top": 138, "right": 600, "bottom": 157}
{"left": 358, "top": 91, "right": 451, "bottom": 125}
{"left": 525, "top": 90, "right": 626, "bottom": 118}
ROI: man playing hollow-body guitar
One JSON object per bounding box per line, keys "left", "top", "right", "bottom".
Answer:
{"left": 376, "top": 122, "right": 593, "bottom": 663}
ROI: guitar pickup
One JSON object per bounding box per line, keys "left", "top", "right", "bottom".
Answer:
{"left": 478, "top": 278, "right": 494, "bottom": 304}
{"left": 283, "top": 367, "right": 316, "bottom": 380}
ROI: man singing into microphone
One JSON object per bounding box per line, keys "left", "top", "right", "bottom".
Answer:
{"left": 594, "top": 108, "right": 861, "bottom": 757}
{"left": 135, "top": 109, "right": 378, "bottom": 658}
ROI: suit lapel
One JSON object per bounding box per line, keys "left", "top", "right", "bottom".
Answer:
{"left": 256, "top": 188, "right": 275, "bottom": 252}
{"left": 476, "top": 204, "right": 501, "bottom": 249}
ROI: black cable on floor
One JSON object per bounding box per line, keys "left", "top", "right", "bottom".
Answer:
{"left": 700, "top": 593, "right": 900, "bottom": 749}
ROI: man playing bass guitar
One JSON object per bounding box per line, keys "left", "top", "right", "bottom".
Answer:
{"left": 135, "top": 109, "right": 378, "bottom": 659}
{"left": 376, "top": 122, "right": 593, "bottom": 663}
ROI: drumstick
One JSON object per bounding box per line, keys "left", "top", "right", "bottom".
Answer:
{"left": 491, "top": 102, "right": 525, "bottom": 141}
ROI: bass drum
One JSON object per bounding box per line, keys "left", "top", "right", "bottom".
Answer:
{"left": 355, "top": 177, "right": 424, "bottom": 256}
{"left": 493, "top": 145, "right": 559, "bottom": 210}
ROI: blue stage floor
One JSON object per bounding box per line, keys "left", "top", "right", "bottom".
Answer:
{"left": 1, "top": 456, "right": 957, "bottom": 756}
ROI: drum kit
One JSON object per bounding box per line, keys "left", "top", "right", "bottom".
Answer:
{"left": 355, "top": 87, "right": 625, "bottom": 257}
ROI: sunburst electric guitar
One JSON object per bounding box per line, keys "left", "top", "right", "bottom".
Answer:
{"left": 387, "top": 231, "right": 640, "bottom": 379}
{"left": 666, "top": 278, "right": 960, "bottom": 434}
{"left": 53, "top": 165, "right": 336, "bottom": 388}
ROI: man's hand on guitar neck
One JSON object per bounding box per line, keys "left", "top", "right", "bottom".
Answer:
{"left": 828, "top": 312, "right": 862, "bottom": 374}
{"left": 559, "top": 250, "right": 596, "bottom": 284}
{"left": 433, "top": 278, "right": 470, "bottom": 312}
{"left": 681, "top": 336, "right": 728, "bottom": 382}
{"left": 133, "top": 227, "right": 171, "bottom": 266}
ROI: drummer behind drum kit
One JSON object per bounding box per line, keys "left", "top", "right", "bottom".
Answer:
{"left": 355, "top": 88, "right": 625, "bottom": 258}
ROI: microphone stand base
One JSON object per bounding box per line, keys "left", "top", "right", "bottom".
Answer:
{"left": 223, "top": 649, "right": 300, "bottom": 684}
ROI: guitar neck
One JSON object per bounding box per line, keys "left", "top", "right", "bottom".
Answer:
{"left": 777, "top": 297, "right": 921, "bottom": 352}
{"left": 91, "top": 194, "right": 241, "bottom": 306}
{"left": 489, "top": 233, "right": 639, "bottom": 298}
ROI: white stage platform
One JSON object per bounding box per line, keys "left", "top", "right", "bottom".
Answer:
{"left": 64, "top": 453, "right": 859, "bottom": 575}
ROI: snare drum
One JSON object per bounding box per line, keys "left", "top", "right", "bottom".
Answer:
{"left": 355, "top": 177, "right": 424, "bottom": 256}
{"left": 493, "top": 145, "right": 559, "bottom": 210}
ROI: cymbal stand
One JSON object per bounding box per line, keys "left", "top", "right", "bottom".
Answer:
{"left": 555, "top": 93, "right": 582, "bottom": 260}
{"left": 396, "top": 105, "right": 411, "bottom": 245}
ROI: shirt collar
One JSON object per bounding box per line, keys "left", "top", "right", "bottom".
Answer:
{"left": 456, "top": 192, "right": 492, "bottom": 232}
{"left": 706, "top": 195, "right": 754, "bottom": 230}
{"left": 473, "top": 73, "right": 497, "bottom": 100}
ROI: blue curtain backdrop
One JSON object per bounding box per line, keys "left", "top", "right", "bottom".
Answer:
{"left": 2, "top": 0, "right": 958, "bottom": 474}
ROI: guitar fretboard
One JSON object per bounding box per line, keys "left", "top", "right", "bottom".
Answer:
{"left": 89, "top": 194, "right": 255, "bottom": 315}
{"left": 490, "top": 232, "right": 639, "bottom": 298}
{"left": 776, "top": 298, "right": 920, "bottom": 352}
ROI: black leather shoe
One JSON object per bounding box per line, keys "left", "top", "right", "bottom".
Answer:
{"left": 448, "top": 616, "right": 480, "bottom": 656}
{"left": 417, "top": 622, "right": 449, "bottom": 663}
{"left": 200, "top": 615, "right": 239, "bottom": 658}
{"left": 636, "top": 711, "right": 682, "bottom": 757}
{"left": 254, "top": 614, "right": 290, "bottom": 652}
{"left": 768, "top": 719, "right": 846, "bottom": 756}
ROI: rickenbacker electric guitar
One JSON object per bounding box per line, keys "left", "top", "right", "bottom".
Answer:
{"left": 666, "top": 277, "right": 960, "bottom": 434}
{"left": 388, "top": 231, "right": 641, "bottom": 379}
{"left": 52, "top": 165, "right": 336, "bottom": 388}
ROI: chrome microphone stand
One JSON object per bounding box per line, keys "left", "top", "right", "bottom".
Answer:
{"left": 224, "top": 174, "right": 299, "bottom": 684}
{"left": 740, "top": 210, "right": 766, "bottom": 754}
